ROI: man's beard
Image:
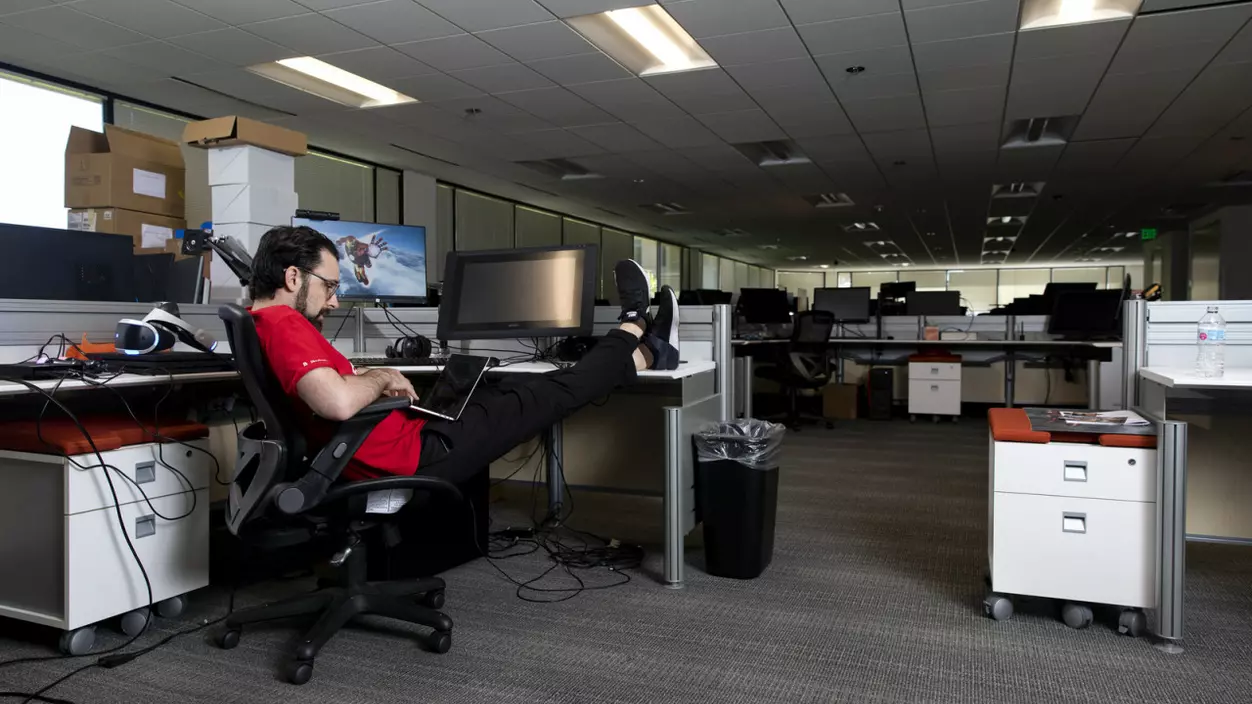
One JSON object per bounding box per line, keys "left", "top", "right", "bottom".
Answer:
{"left": 295, "top": 278, "right": 329, "bottom": 330}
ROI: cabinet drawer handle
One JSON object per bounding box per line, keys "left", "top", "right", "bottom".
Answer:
{"left": 930, "top": 384, "right": 939, "bottom": 391}
{"left": 930, "top": 367, "right": 939, "bottom": 374}
{"left": 1062, "top": 512, "right": 1086, "bottom": 534}
{"left": 1063, "top": 460, "right": 1088, "bottom": 482}
{"left": 135, "top": 515, "right": 156, "bottom": 539}
{"left": 134, "top": 461, "right": 156, "bottom": 485}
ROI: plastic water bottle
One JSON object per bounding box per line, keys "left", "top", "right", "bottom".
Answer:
{"left": 1196, "top": 306, "right": 1226, "bottom": 378}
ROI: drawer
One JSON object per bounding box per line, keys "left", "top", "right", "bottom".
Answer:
{"left": 908, "top": 379, "right": 960, "bottom": 415}
{"left": 991, "top": 492, "right": 1154, "bottom": 608}
{"left": 65, "top": 441, "right": 213, "bottom": 515}
{"left": 909, "top": 362, "right": 961, "bottom": 381}
{"left": 994, "top": 440, "right": 1156, "bottom": 503}
{"left": 65, "top": 489, "right": 209, "bottom": 630}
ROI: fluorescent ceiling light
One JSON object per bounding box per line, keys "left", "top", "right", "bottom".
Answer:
{"left": 1020, "top": 0, "right": 1142, "bottom": 30}
{"left": 567, "top": 4, "right": 716, "bottom": 76}
{"left": 247, "top": 57, "right": 416, "bottom": 108}
{"left": 819, "top": 264, "right": 830, "bottom": 269}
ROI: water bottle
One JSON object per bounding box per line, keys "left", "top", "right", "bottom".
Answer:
{"left": 1196, "top": 306, "right": 1226, "bottom": 378}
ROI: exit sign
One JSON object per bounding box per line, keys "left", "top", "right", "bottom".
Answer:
{"left": 1141, "top": 228, "right": 1158, "bottom": 240}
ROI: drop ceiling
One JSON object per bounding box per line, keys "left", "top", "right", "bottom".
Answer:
{"left": 2, "top": 0, "right": 1251, "bottom": 269}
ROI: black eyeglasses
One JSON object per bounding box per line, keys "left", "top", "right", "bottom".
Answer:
{"left": 302, "top": 269, "right": 340, "bottom": 295}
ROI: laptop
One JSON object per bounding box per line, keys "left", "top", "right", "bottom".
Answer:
{"left": 411, "top": 353, "right": 491, "bottom": 421}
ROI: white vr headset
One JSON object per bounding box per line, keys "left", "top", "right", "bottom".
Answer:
{"left": 116, "top": 304, "right": 218, "bottom": 355}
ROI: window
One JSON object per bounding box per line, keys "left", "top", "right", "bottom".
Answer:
{"left": 906, "top": 270, "right": 947, "bottom": 291}
{"left": 658, "top": 242, "right": 682, "bottom": 293}
{"left": 1050, "top": 267, "right": 1104, "bottom": 287}
{"left": 852, "top": 271, "right": 898, "bottom": 293}
{"left": 701, "top": 253, "right": 719, "bottom": 289}
{"left": 0, "top": 71, "right": 103, "bottom": 228}
{"left": 719, "top": 258, "right": 735, "bottom": 293}
{"left": 634, "top": 236, "right": 660, "bottom": 292}
{"left": 297, "top": 151, "right": 375, "bottom": 223}
{"left": 948, "top": 270, "right": 997, "bottom": 313}
{"left": 777, "top": 272, "right": 825, "bottom": 306}
{"left": 454, "top": 190, "right": 512, "bottom": 251}
{"left": 998, "top": 268, "right": 1050, "bottom": 305}
{"left": 834, "top": 272, "right": 852, "bottom": 288}
{"left": 1125, "top": 264, "right": 1145, "bottom": 292}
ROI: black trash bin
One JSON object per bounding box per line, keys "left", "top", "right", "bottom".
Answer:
{"left": 694, "top": 420, "right": 785, "bottom": 579}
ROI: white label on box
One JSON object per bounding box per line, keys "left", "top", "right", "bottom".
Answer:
{"left": 133, "top": 168, "right": 166, "bottom": 199}
{"left": 67, "top": 211, "right": 88, "bottom": 231}
{"left": 141, "top": 224, "right": 173, "bottom": 248}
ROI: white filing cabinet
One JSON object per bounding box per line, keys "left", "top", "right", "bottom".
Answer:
{"left": 908, "top": 361, "right": 961, "bottom": 421}
{"left": 985, "top": 436, "right": 1157, "bottom": 635}
{"left": 0, "top": 442, "right": 211, "bottom": 654}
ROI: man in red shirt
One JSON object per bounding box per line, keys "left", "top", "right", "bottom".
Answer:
{"left": 249, "top": 225, "right": 679, "bottom": 484}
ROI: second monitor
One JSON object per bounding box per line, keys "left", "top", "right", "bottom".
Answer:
{"left": 813, "top": 287, "right": 871, "bottom": 323}
{"left": 905, "top": 290, "right": 962, "bottom": 316}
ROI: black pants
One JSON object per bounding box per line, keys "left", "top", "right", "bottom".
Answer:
{"left": 416, "top": 329, "right": 639, "bottom": 483}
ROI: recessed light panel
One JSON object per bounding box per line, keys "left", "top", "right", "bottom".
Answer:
{"left": 248, "top": 57, "right": 416, "bottom": 108}
{"left": 566, "top": 4, "right": 717, "bottom": 77}
{"left": 1020, "top": 0, "right": 1142, "bottom": 30}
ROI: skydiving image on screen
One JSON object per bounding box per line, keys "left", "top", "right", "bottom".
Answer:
{"left": 293, "top": 218, "right": 427, "bottom": 301}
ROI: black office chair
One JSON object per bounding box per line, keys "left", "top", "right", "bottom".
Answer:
{"left": 756, "top": 310, "right": 836, "bottom": 430}
{"left": 214, "top": 304, "right": 464, "bottom": 685}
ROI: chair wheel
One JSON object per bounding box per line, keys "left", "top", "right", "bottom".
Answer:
{"left": 217, "top": 628, "right": 241, "bottom": 650}
{"left": 156, "top": 595, "right": 186, "bottom": 619}
{"left": 118, "top": 607, "right": 149, "bottom": 637}
{"left": 58, "top": 626, "right": 96, "bottom": 656}
{"left": 420, "top": 589, "right": 446, "bottom": 610}
{"left": 1061, "top": 602, "right": 1093, "bottom": 629}
{"left": 1118, "top": 609, "right": 1147, "bottom": 637}
{"left": 984, "top": 593, "right": 1013, "bottom": 621}
{"left": 425, "top": 630, "right": 452, "bottom": 654}
{"left": 286, "top": 659, "right": 314, "bottom": 685}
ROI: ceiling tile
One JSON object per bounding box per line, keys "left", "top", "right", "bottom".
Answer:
{"left": 393, "top": 33, "right": 512, "bottom": 71}
{"left": 168, "top": 0, "right": 307, "bottom": 24}
{"left": 388, "top": 72, "right": 485, "bottom": 101}
{"left": 830, "top": 70, "right": 919, "bottom": 101}
{"left": 26, "top": 50, "right": 165, "bottom": 87}
{"left": 417, "top": 0, "right": 555, "bottom": 31}
{"left": 904, "top": 0, "right": 1019, "bottom": 44}
{"left": 644, "top": 67, "right": 740, "bottom": 96}
{"left": 779, "top": 0, "right": 899, "bottom": 24}
{"left": 698, "top": 26, "right": 808, "bottom": 66}
{"left": 175, "top": 27, "right": 297, "bottom": 65}
{"left": 323, "top": 1, "right": 462, "bottom": 45}
{"left": 1053, "top": 138, "right": 1137, "bottom": 173}
{"left": 526, "top": 51, "right": 633, "bottom": 84}
{"left": 746, "top": 81, "right": 837, "bottom": 108}
{"left": 535, "top": 0, "right": 652, "bottom": 18}
{"left": 179, "top": 68, "right": 337, "bottom": 112}
{"left": 1005, "top": 74, "right": 1100, "bottom": 119}
{"left": 795, "top": 12, "right": 908, "bottom": 55}
{"left": 630, "top": 115, "right": 724, "bottom": 148}
{"left": 99, "top": 40, "right": 227, "bottom": 75}
{"left": 496, "top": 86, "right": 617, "bottom": 126}
{"left": 318, "top": 46, "right": 437, "bottom": 80}
{"left": 0, "top": 21, "right": 83, "bottom": 64}
{"left": 568, "top": 122, "right": 665, "bottom": 151}
{"left": 911, "top": 32, "right": 1013, "bottom": 70}
{"left": 1014, "top": 19, "right": 1130, "bottom": 60}
{"left": 766, "top": 101, "right": 855, "bottom": 137}
{"left": 244, "top": 13, "right": 378, "bottom": 54}
{"left": 1215, "top": 22, "right": 1252, "bottom": 65}
{"left": 1121, "top": 3, "right": 1252, "bottom": 51}
{"left": 814, "top": 44, "right": 916, "bottom": 77}
{"left": 728, "top": 57, "right": 829, "bottom": 91}
{"left": 664, "top": 0, "right": 789, "bottom": 38}
{"left": 841, "top": 93, "right": 926, "bottom": 132}
{"left": 1107, "top": 39, "right": 1224, "bottom": 75}
{"left": 695, "top": 109, "right": 787, "bottom": 142}
{"left": 511, "top": 126, "right": 606, "bottom": 157}
{"left": 668, "top": 88, "right": 757, "bottom": 114}
{"left": 72, "top": 0, "right": 226, "bottom": 38}
{"left": 1011, "top": 52, "right": 1111, "bottom": 86}
{"left": 1147, "top": 61, "right": 1252, "bottom": 137}
{"left": 431, "top": 95, "right": 556, "bottom": 131}
{"left": 589, "top": 95, "right": 689, "bottom": 121}
{"left": 923, "top": 85, "right": 1006, "bottom": 126}
{"left": 2, "top": 6, "right": 148, "bottom": 50}
{"left": 449, "top": 62, "right": 555, "bottom": 92}
{"left": 475, "top": 21, "right": 594, "bottom": 62}
{"left": 1072, "top": 69, "right": 1194, "bottom": 140}
{"left": 0, "top": 0, "right": 54, "bottom": 17}
{"left": 567, "top": 76, "right": 666, "bottom": 104}
{"left": 917, "top": 61, "right": 1009, "bottom": 92}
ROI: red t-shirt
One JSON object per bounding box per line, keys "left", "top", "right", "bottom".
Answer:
{"left": 251, "top": 305, "right": 424, "bottom": 480}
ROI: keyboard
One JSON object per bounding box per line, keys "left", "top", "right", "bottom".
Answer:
{"left": 350, "top": 356, "right": 441, "bottom": 367}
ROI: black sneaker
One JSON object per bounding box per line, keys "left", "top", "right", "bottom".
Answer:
{"left": 645, "top": 285, "right": 680, "bottom": 370}
{"left": 613, "top": 259, "right": 651, "bottom": 333}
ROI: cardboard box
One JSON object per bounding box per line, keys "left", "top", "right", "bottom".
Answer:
{"left": 207, "top": 145, "right": 296, "bottom": 187}
{"left": 183, "top": 116, "right": 307, "bottom": 157}
{"left": 822, "top": 383, "right": 859, "bottom": 420}
{"left": 209, "top": 184, "right": 298, "bottom": 226}
{"left": 65, "top": 125, "right": 186, "bottom": 217}
{"left": 68, "top": 207, "right": 185, "bottom": 249}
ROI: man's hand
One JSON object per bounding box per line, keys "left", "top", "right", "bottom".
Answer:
{"left": 361, "top": 367, "right": 419, "bottom": 403}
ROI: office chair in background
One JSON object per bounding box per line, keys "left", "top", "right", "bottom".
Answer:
{"left": 756, "top": 310, "right": 836, "bottom": 431}
{"left": 215, "top": 304, "right": 464, "bottom": 685}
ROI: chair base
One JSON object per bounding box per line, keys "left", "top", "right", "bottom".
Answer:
{"left": 218, "top": 575, "right": 452, "bottom": 685}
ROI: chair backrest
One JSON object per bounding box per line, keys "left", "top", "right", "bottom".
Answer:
{"left": 218, "top": 304, "right": 308, "bottom": 535}
{"left": 792, "top": 310, "right": 835, "bottom": 344}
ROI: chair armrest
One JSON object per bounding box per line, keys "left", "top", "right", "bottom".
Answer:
{"left": 274, "top": 395, "right": 414, "bottom": 516}
{"left": 321, "top": 475, "right": 464, "bottom": 506}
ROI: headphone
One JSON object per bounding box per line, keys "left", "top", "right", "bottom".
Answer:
{"left": 386, "top": 334, "right": 432, "bottom": 359}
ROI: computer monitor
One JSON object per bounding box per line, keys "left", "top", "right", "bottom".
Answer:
{"left": 292, "top": 217, "right": 427, "bottom": 304}
{"left": 134, "top": 253, "right": 206, "bottom": 304}
{"left": 905, "top": 290, "right": 962, "bottom": 316}
{"left": 881, "top": 281, "right": 916, "bottom": 299}
{"left": 167, "top": 255, "right": 206, "bottom": 304}
{"left": 1042, "top": 282, "right": 1097, "bottom": 313}
{"left": 1047, "top": 289, "right": 1124, "bottom": 338}
{"left": 678, "top": 289, "right": 732, "bottom": 306}
{"left": 736, "top": 288, "right": 792, "bottom": 324}
{"left": 437, "top": 244, "right": 598, "bottom": 340}
{"left": 0, "top": 223, "right": 134, "bottom": 302}
{"left": 813, "top": 287, "right": 871, "bottom": 323}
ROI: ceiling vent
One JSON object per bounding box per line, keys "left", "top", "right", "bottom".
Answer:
{"left": 715, "top": 228, "right": 751, "bottom": 237}
{"left": 1002, "top": 116, "right": 1078, "bottom": 148}
{"left": 733, "top": 139, "right": 811, "bottom": 167}
{"left": 1160, "top": 202, "right": 1204, "bottom": 217}
{"left": 640, "top": 202, "right": 690, "bottom": 215}
{"left": 987, "top": 215, "right": 1027, "bottom": 227}
{"left": 1215, "top": 170, "right": 1252, "bottom": 186}
{"left": 984, "top": 235, "right": 1018, "bottom": 244}
{"left": 991, "top": 182, "right": 1045, "bottom": 198}
{"left": 516, "top": 158, "right": 602, "bottom": 181}
{"left": 843, "top": 221, "right": 880, "bottom": 232}
{"left": 803, "top": 192, "right": 855, "bottom": 208}
{"left": 757, "top": 244, "right": 780, "bottom": 250}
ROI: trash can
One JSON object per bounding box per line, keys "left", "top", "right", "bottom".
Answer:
{"left": 694, "top": 419, "right": 785, "bottom": 579}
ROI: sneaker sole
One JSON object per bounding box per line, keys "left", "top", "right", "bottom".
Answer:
{"left": 663, "top": 286, "right": 679, "bottom": 350}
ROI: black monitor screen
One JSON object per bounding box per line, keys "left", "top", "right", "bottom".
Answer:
{"left": 438, "top": 245, "right": 597, "bottom": 340}
{"left": 905, "top": 290, "right": 962, "bottom": 316}
{"left": 813, "top": 287, "right": 871, "bottom": 322}
{"left": 1048, "top": 289, "right": 1124, "bottom": 338}
{"left": 0, "top": 223, "right": 134, "bottom": 302}
{"left": 737, "top": 288, "right": 791, "bottom": 324}
{"left": 881, "top": 281, "right": 916, "bottom": 298}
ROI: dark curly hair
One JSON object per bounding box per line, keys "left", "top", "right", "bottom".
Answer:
{"left": 249, "top": 225, "right": 339, "bottom": 300}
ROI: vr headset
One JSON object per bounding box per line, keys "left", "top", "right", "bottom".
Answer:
{"left": 116, "top": 303, "right": 218, "bottom": 355}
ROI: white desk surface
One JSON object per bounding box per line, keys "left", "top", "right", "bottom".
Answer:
{"left": 1139, "top": 367, "right": 1252, "bottom": 390}
{"left": 388, "top": 360, "right": 716, "bottom": 380}
{"left": 733, "top": 338, "right": 1121, "bottom": 348}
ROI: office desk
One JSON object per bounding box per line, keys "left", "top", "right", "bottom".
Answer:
{"left": 1136, "top": 366, "right": 1252, "bottom": 649}
{"left": 0, "top": 371, "right": 238, "bottom": 398}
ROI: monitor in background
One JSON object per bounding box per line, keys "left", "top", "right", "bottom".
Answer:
{"left": 905, "top": 290, "right": 962, "bottom": 316}
{"left": 1042, "top": 281, "right": 1097, "bottom": 312}
{"left": 167, "top": 255, "right": 206, "bottom": 304}
{"left": 678, "top": 289, "right": 732, "bottom": 305}
{"left": 437, "top": 244, "right": 597, "bottom": 340}
{"left": 0, "top": 223, "right": 135, "bottom": 302}
{"left": 813, "top": 287, "right": 871, "bottom": 323}
{"left": 1047, "top": 289, "right": 1124, "bottom": 339}
{"left": 736, "top": 288, "right": 792, "bottom": 324}
{"left": 881, "top": 281, "right": 916, "bottom": 299}
{"left": 134, "top": 253, "right": 206, "bottom": 304}
{"left": 293, "top": 217, "right": 427, "bottom": 304}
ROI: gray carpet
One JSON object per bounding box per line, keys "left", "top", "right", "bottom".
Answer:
{"left": 4, "top": 419, "right": 1252, "bottom": 703}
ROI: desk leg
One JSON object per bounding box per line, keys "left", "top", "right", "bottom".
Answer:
{"left": 1003, "top": 352, "right": 1016, "bottom": 408}
{"left": 546, "top": 420, "right": 565, "bottom": 521}
{"left": 738, "top": 357, "right": 753, "bottom": 419}
{"left": 1156, "top": 419, "right": 1188, "bottom": 651}
{"left": 1087, "top": 359, "right": 1101, "bottom": 409}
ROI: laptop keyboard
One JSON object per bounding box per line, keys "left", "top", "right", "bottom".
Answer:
{"left": 350, "top": 356, "right": 440, "bottom": 367}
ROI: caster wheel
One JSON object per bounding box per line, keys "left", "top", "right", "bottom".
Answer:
{"left": 58, "top": 626, "right": 96, "bottom": 656}
{"left": 285, "top": 660, "right": 314, "bottom": 685}
{"left": 425, "top": 630, "right": 452, "bottom": 654}
{"left": 932, "top": 415, "right": 940, "bottom": 423}
{"left": 1118, "top": 609, "right": 1147, "bottom": 637}
{"left": 952, "top": 415, "right": 960, "bottom": 423}
{"left": 1062, "top": 603, "right": 1093, "bottom": 630}
{"left": 118, "top": 608, "right": 150, "bottom": 637}
{"left": 909, "top": 414, "right": 916, "bottom": 423}
{"left": 420, "top": 589, "right": 446, "bottom": 610}
{"left": 217, "top": 628, "right": 241, "bottom": 650}
{"left": 156, "top": 595, "right": 185, "bottom": 619}
{"left": 983, "top": 594, "right": 1013, "bottom": 621}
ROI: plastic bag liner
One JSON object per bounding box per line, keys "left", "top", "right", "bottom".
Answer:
{"left": 694, "top": 419, "right": 786, "bottom": 470}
